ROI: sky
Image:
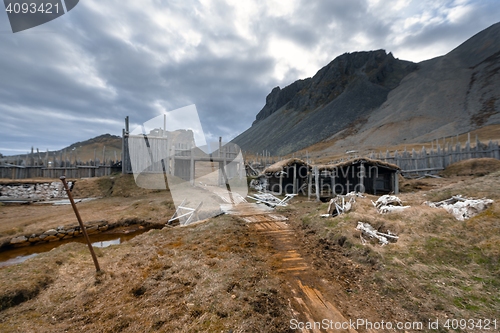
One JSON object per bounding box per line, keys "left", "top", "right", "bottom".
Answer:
{"left": 0, "top": 0, "right": 499, "bottom": 156}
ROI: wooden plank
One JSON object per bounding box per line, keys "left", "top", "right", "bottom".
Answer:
{"left": 314, "top": 166, "right": 319, "bottom": 202}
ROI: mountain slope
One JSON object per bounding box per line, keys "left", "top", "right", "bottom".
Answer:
{"left": 2, "top": 134, "right": 122, "bottom": 163}
{"left": 342, "top": 22, "right": 500, "bottom": 149}
{"left": 233, "top": 22, "right": 500, "bottom": 155}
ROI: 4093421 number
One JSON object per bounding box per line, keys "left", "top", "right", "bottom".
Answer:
{"left": 443, "top": 319, "right": 497, "bottom": 330}
{"left": 5, "top": 2, "right": 60, "bottom": 14}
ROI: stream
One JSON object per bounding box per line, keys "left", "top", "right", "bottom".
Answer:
{"left": 0, "top": 227, "right": 149, "bottom": 268}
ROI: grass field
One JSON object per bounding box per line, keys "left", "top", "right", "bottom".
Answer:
{"left": 0, "top": 161, "right": 499, "bottom": 332}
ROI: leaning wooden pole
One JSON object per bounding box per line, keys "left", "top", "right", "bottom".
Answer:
{"left": 60, "top": 176, "right": 101, "bottom": 272}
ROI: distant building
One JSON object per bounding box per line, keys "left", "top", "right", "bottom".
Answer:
{"left": 314, "top": 158, "right": 400, "bottom": 197}
{"left": 259, "top": 157, "right": 400, "bottom": 197}
{"left": 261, "top": 158, "right": 311, "bottom": 195}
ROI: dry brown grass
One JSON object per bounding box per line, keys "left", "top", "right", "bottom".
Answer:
{"left": 441, "top": 158, "right": 500, "bottom": 178}
{"left": 0, "top": 216, "right": 292, "bottom": 333}
{"left": 1, "top": 166, "right": 499, "bottom": 331}
{"left": 0, "top": 176, "right": 174, "bottom": 240}
{"left": 284, "top": 169, "right": 500, "bottom": 324}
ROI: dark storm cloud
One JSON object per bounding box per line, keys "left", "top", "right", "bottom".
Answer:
{"left": 157, "top": 42, "right": 276, "bottom": 141}
{"left": 0, "top": 0, "right": 499, "bottom": 155}
{"left": 266, "top": 17, "right": 321, "bottom": 48}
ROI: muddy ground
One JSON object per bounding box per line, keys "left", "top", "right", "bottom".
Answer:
{"left": 0, "top": 163, "right": 499, "bottom": 332}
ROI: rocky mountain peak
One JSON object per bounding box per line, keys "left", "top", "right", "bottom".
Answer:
{"left": 253, "top": 50, "right": 417, "bottom": 125}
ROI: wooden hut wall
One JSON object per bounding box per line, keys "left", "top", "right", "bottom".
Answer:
{"left": 317, "top": 162, "right": 398, "bottom": 196}
{"left": 265, "top": 163, "right": 309, "bottom": 194}
{"left": 362, "top": 165, "right": 394, "bottom": 195}
{"left": 267, "top": 174, "right": 282, "bottom": 193}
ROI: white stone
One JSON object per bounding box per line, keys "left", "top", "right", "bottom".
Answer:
{"left": 10, "top": 236, "right": 28, "bottom": 244}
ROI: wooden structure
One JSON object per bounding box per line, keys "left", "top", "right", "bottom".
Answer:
{"left": 0, "top": 141, "right": 120, "bottom": 180}
{"left": 311, "top": 158, "right": 400, "bottom": 199}
{"left": 261, "top": 158, "right": 310, "bottom": 195}
{"left": 0, "top": 144, "right": 119, "bottom": 180}
{"left": 370, "top": 136, "right": 500, "bottom": 177}
{"left": 122, "top": 117, "right": 244, "bottom": 186}
{"left": 0, "top": 165, "right": 117, "bottom": 179}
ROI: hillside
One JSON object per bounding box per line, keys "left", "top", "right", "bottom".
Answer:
{"left": 233, "top": 22, "right": 500, "bottom": 156}
{"left": 2, "top": 134, "right": 122, "bottom": 164}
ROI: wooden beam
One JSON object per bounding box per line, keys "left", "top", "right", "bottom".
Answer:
{"left": 394, "top": 171, "right": 399, "bottom": 194}
{"left": 314, "top": 166, "right": 319, "bottom": 201}
{"left": 293, "top": 164, "right": 297, "bottom": 194}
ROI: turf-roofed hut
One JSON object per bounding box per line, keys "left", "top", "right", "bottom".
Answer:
{"left": 313, "top": 158, "right": 400, "bottom": 197}
{"left": 262, "top": 158, "right": 311, "bottom": 195}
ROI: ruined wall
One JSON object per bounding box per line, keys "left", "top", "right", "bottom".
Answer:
{"left": 0, "top": 181, "right": 73, "bottom": 200}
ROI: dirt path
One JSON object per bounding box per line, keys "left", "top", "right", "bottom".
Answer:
{"left": 230, "top": 203, "right": 362, "bottom": 333}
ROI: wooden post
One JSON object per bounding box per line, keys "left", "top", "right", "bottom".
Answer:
{"left": 60, "top": 176, "right": 100, "bottom": 272}
{"left": 121, "top": 129, "right": 126, "bottom": 174}
{"left": 223, "top": 145, "right": 227, "bottom": 181}
{"left": 293, "top": 164, "right": 297, "bottom": 194}
{"left": 218, "top": 137, "right": 223, "bottom": 186}
{"left": 394, "top": 171, "right": 399, "bottom": 194}
{"left": 358, "top": 162, "right": 365, "bottom": 193}
{"left": 307, "top": 171, "right": 312, "bottom": 200}
{"left": 330, "top": 170, "right": 334, "bottom": 197}
{"left": 278, "top": 170, "right": 283, "bottom": 195}
{"left": 314, "top": 166, "right": 320, "bottom": 201}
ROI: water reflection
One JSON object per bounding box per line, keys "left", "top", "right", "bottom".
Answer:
{"left": 0, "top": 228, "right": 149, "bottom": 268}
{"left": 92, "top": 238, "right": 121, "bottom": 248}
{"left": 0, "top": 253, "right": 38, "bottom": 268}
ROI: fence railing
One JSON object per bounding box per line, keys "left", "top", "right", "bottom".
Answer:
{"left": 369, "top": 138, "right": 500, "bottom": 176}
{"left": 0, "top": 165, "right": 118, "bottom": 179}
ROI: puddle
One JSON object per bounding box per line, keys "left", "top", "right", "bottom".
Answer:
{"left": 0, "top": 253, "right": 39, "bottom": 268}
{"left": 92, "top": 238, "right": 121, "bottom": 248}
{"left": 0, "top": 227, "right": 150, "bottom": 268}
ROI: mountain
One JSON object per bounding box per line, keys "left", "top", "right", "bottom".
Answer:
{"left": 233, "top": 22, "right": 500, "bottom": 156}
{"left": 2, "top": 134, "right": 122, "bottom": 164}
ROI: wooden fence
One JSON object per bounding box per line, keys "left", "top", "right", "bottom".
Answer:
{"left": 369, "top": 138, "right": 500, "bottom": 176}
{"left": 1, "top": 143, "right": 120, "bottom": 180}
{"left": 0, "top": 165, "right": 117, "bottom": 179}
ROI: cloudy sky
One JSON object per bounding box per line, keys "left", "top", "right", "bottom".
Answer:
{"left": 1, "top": 0, "right": 499, "bottom": 156}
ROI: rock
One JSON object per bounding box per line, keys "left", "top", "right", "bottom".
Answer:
{"left": 98, "top": 225, "right": 109, "bottom": 231}
{"left": 45, "top": 235, "right": 59, "bottom": 242}
{"left": 252, "top": 80, "right": 310, "bottom": 125}
{"left": 44, "top": 229, "right": 58, "bottom": 236}
{"left": 10, "top": 236, "right": 28, "bottom": 244}
{"left": 86, "top": 225, "right": 99, "bottom": 234}
{"left": 28, "top": 236, "right": 40, "bottom": 243}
